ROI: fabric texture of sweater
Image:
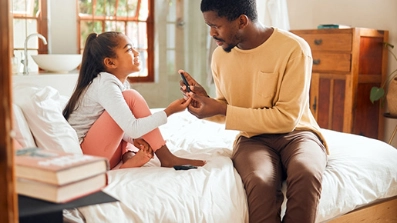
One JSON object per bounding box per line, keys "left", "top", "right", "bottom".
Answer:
{"left": 68, "top": 72, "right": 167, "bottom": 143}
{"left": 207, "top": 28, "right": 328, "bottom": 153}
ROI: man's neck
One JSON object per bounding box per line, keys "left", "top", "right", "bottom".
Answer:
{"left": 237, "top": 25, "right": 274, "bottom": 50}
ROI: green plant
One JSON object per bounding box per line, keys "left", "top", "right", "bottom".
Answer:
{"left": 370, "top": 43, "right": 397, "bottom": 103}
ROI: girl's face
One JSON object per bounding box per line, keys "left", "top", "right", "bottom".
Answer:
{"left": 111, "top": 34, "right": 140, "bottom": 78}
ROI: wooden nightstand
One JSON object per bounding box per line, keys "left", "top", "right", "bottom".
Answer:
{"left": 290, "top": 28, "right": 389, "bottom": 140}
{"left": 19, "top": 191, "right": 118, "bottom": 223}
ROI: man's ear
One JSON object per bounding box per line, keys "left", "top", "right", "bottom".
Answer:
{"left": 238, "top": 15, "right": 249, "bottom": 29}
{"left": 103, "top": 57, "right": 116, "bottom": 68}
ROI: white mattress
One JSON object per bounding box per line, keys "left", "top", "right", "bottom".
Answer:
{"left": 77, "top": 109, "right": 397, "bottom": 223}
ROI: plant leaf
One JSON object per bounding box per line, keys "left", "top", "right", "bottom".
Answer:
{"left": 370, "top": 87, "right": 385, "bottom": 103}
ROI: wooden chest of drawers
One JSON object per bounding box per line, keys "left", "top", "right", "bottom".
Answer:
{"left": 290, "top": 28, "right": 389, "bottom": 140}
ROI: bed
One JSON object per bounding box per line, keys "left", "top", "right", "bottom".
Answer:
{"left": 11, "top": 82, "right": 397, "bottom": 223}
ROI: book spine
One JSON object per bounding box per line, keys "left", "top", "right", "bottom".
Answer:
{"left": 317, "top": 24, "right": 340, "bottom": 29}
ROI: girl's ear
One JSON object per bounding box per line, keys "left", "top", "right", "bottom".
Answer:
{"left": 103, "top": 57, "right": 116, "bottom": 68}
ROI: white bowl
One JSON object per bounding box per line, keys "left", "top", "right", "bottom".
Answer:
{"left": 31, "top": 54, "right": 82, "bottom": 73}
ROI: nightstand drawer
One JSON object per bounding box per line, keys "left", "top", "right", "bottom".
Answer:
{"left": 312, "top": 52, "right": 351, "bottom": 72}
{"left": 299, "top": 33, "right": 352, "bottom": 52}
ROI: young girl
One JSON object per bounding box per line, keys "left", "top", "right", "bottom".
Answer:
{"left": 63, "top": 31, "right": 206, "bottom": 169}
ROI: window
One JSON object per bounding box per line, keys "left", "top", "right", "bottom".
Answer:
{"left": 12, "top": 0, "right": 48, "bottom": 74}
{"left": 77, "top": 0, "right": 154, "bottom": 82}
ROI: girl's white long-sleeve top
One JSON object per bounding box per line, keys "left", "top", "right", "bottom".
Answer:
{"left": 67, "top": 72, "right": 167, "bottom": 143}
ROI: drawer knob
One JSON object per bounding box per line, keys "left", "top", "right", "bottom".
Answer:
{"left": 313, "top": 59, "right": 321, "bottom": 65}
{"left": 314, "top": 39, "right": 323, "bottom": 45}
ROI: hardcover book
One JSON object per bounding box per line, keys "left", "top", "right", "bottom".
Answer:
{"left": 15, "top": 147, "right": 109, "bottom": 185}
{"left": 16, "top": 173, "right": 108, "bottom": 203}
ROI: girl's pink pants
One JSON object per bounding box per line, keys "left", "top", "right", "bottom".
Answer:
{"left": 80, "top": 89, "right": 165, "bottom": 168}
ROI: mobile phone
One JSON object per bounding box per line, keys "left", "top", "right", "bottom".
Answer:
{"left": 173, "top": 165, "right": 197, "bottom": 170}
{"left": 180, "top": 72, "right": 191, "bottom": 92}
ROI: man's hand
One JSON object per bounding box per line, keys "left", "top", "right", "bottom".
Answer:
{"left": 179, "top": 70, "right": 209, "bottom": 97}
{"left": 187, "top": 92, "right": 227, "bottom": 119}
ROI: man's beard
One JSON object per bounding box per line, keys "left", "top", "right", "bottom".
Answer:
{"left": 222, "top": 44, "right": 235, "bottom": 53}
{"left": 215, "top": 37, "right": 237, "bottom": 53}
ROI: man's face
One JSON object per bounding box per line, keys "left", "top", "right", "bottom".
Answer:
{"left": 202, "top": 11, "right": 242, "bottom": 53}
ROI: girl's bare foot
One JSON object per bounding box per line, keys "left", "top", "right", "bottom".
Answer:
{"left": 119, "top": 150, "right": 152, "bottom": 168}
{"left": 155, "top": 145, "right": 206, "bottom": 167}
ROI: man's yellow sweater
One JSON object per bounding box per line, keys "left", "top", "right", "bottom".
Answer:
{"left": 207, "top": 28, "right": 328, "bottom": 153}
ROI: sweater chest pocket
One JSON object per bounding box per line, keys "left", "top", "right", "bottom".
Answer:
{"left": 255, "top": 71, "right": 278, "bottom": 100}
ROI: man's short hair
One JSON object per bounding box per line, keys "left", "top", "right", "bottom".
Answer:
{"left": 200, "top": 0, "right": 258, "bottom": 22}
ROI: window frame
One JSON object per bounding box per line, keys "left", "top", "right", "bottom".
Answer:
{"left": 76, "top": 0, "right": 155, "bottom": 83}
{"left": 12, "top": 0, "right": 48, "bottom": 55}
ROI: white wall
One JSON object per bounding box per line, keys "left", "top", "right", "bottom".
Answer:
{"left": 47, "top": 0, "right": 78, "bottom": 54}
{"left": 286, "top": 0, "right": 397, "bottom": 146}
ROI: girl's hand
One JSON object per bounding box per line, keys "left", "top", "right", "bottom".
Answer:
{"left": 164, "top": 97, "right": 192, "bottom": 117}
{"left": 187, "top": 92, "right": 227, "bottom": 119}
{"left": 133, "top": 138, "right": 153, "bottom": 158}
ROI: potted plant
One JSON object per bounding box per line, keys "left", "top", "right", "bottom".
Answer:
{"left": 370, "top": 42, "right": 397, "bottom": 115}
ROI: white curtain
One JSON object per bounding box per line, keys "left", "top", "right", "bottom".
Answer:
{"left": 256, "top": 0, "right": 290, "bottom": 30}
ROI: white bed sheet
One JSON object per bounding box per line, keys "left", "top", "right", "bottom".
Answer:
{"left": 78, "top": 109, "right": 248, "bottom": 223}
{"left": 316, "top": 129, "right": 397, "bottom": 222}
{"left": 77, "top": 109, "right": 397, "bottom": 223}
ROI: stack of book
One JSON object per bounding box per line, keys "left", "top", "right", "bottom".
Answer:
{"left": 317, "top": 24, "right": 350, "bottom": 29}
{"left": 15, "top": 147, "right": 109, "bottom": 203}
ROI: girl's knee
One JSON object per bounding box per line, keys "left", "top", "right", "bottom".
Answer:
{"left": 122, "top": 89, "right": 149, "bottom": 110}
{"left": 122, "top": 89, "right": 144, "bottom": 100}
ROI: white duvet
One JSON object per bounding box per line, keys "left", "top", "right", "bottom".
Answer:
{"left": 77, "top": 109, "right": 397, "bottom": 223}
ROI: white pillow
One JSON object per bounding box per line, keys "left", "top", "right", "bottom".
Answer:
{"left": 12, "top": 103, "right": 36, "bottom": 148}
{"left": 13, "top": 85, "right": 82, "bottom": 154}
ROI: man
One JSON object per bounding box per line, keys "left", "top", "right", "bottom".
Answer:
{"left": 179, "top": 0, "right": 328, "bottom": 222}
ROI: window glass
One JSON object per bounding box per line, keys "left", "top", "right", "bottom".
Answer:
{"left": 105, "top": 21, "right": 126, "bottom": 33}
{"left": 12, "top": 0, "right": 36, "bottom": 16}
{"left": 79, "top": 0, "right": 92, "bottom": 15}
{"left": 78, "top": 0, "right": 153, "bottom": 80}
{"left": 12, "top": 0, "right": 45, "bottom": 74}
{"left": 165, "top": 0, "right": 178, "bottom": 77}
{"left": 138, "top": 0, "right": 148, "bottom": 20}
{"left": 80, "top": 21, "right": 104, "bottom": 52}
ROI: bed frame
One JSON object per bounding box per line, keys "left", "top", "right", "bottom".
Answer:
{"left": 329, "top": 196, "right": 397, "bottom": 222}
